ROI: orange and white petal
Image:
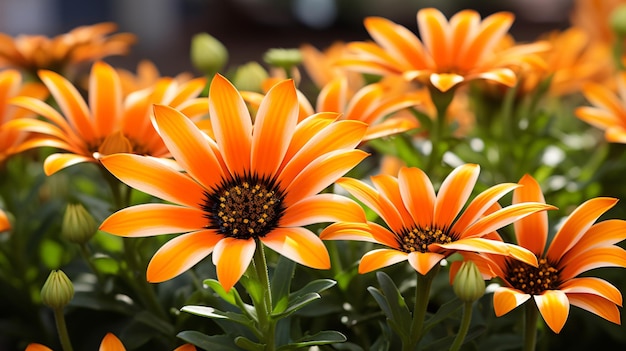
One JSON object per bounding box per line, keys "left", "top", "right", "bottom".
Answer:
{"left": 512, "top": 174, "right": 549, "bottom": 255}
{"left": 605, "top": 126, "right": 626, "bottom": 143}
{"left": 251, "top": 79, "right": 298, "bottom": 176}
{"left": 561, "top": 220, "right": 626, "bottom": 265}
{"left": 316, "top": 77, "right": 347, "bottom": 113}
{"left": 493, "top": 287, "right": 531, "bottom": 316}
{"left": 9, "top": 96, "right": 79, "bottom": 138}
{"left": 581, "top": 82, "right": 625, "bottom": 117}
{"left": 534, "top": 290, "right": 570, "bottom": 334}
{"left": 147, "top": 230, "right": 221, "bottom": 283}
{"left": 371, "top": 174, "right": 414, "bottom": 229}
{"left": 470, "top": 68, "right": 517, "bottom": 88}
{"left": 153, "top": 105, "right": 226, "bottom": 187}
{"left": 359, "top": 248, "right": 408, "bottom": 274}
{"left": 430, "top": 73, "right": 465, "bottom": 92}
{"left": 363, "top": 114, "right": 420, "bottom": 140}
{"left": 458, "top": 12, "right": 514, "bottom": 69}
{"left": 417, "top": 8, "right": 450, "bottom": 67}
{"left": 448, "top": 10, "right": 479, "bottom": 63}
{"left": 281, "top": 112, "right": 338, "bottom": 164}
{"left": 575, "top": 106, "right": 622, "bottom": 131}
{"left": 90, "top": 62, "right": 122, "bottom": 137}
{"left": 567, "top": 293, "right": 621, "bottom": 325}
{"left": 433, "top": 237, "right": 510, "bottom": 256}
{"left": 280, "top": 193, "right": 366, "bottom": 227}
{"left": 212, "top": 237, "right": 256, "bottom": 292}
{"left": 560, "top": 277, "right": 622, "bottom": 306}
{"left": 398, "top": 167, "right": 435, "bottom": 228}
{"left": 99, "top": 332, "right": 125, "bottom": 351}
{"left": 546, "top": 197, "right": 618, "bottom": 262}
{"left": 462, "top": 202, "right": 555, "bottom": 239}
{"left": 261, "top": 227, "right": 330, "bottom": 269}
{"left": 208, "top": 74, "right": 252, "bottom": 175}
{"left": 100, "top": 153, "right": 206, "bottom": 208}
{"left": 559, "top": 246, "right": 626, "bottom": 280}
{"left": 503, "top": 243, "right": 539, "bottom": 267}
{"left": 284, "top": 149, "right": 368, "bottom": 206}
{"left": 44, "top": 153, "right": 95, "bottom": 175}
{"left": 99, "top": 204, "right": 207, "bottom": 237}
{"left": 434, "top": 163, "right": 479, "bottom": 228}
{"left": 319, "top": 222, "right": 379, "bottom": 244}
{"left": 407, "top": 251, "right": 445, "bottom": 275}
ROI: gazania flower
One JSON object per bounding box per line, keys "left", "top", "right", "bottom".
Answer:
{"left": 115, "top": 59, "right": 194, "bottom": 96}
{"left": 489, "top": 174, "right": 626, "bottom": 333}
{"left": 25, "top": 332, "right": 196, "bottom": 351}
{"left": 98, "top": 75, "right": 368, "bottom": 291}
{"left": 7, "top": 61, "right": 208, "bottom": 175}
{"left": 575, "top": 71, "right": 626, "bottom": 143}
{"left": 0, "top": 22, "right": 136, "bottom": 78}
{"left": 570, "top": 0, "right": 625, "bottom": 46}
{"left": 0, "top": 69, "right": 48, "bottom": 165}
{"left": 339, "top": 8, "right": 549, "bottom": 92}
{"left": 299, "top": 42, "right": 363, "bottom": 89}
{"left": 320, "top": 164, "right": 554, "bottom": 276}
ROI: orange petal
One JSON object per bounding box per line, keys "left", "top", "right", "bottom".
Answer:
{"left": 398, "top": 167, "right": 435, "bottom": 228}
{"left": 212, "top": 237, "right": 256, "bottom": 292}
{"left": 4, "top": 118, "right": 76, "bottom": 147}
{"left": 280, "top": 194, "right": 366, "bottom": 227}
{"left": 430, "top": 73, "right": 464, "bottom": 92}
{"left": 316, "top": 77, "right": 346, "bottom": 113}
{"left": 0, "top": 210, "right": 9, "bottom": 232}
{"left": 359, "top": 248, "right": 408, "bottom": 274}
{"left": 534, "top": 290, "right": 569, "bottom": 334}
{"left": 9, "top": 96, "right": 78, "bottom": 138}
{"left": 208, "top": 74, "right": 252, "bottom": 175}
{"left": 262, "top": 227, "right": 330, "bottom": 269}
{"left": 470, "top": 68, "right": 517, "bottom": 88}
{"left": 559, "top": 246, "right": 626, "bottom": 280}
{"left": 99, "top": 332, "right": 126, "bottom": 351}
{"left": 100, "top": 153, "right": 205, "bottom": 208}
{"left": 173, "top": 344, "right": 197, "bottom": 351}
{"left": 581, "top": 82, "right": 625, "bottom": 117}
{"left": 417, "top": 8, "right": 449, "bottom": 67}
{"left": 458, "top": 11, "right": 514, "bottom": 69}
{"left": 560, "top": 219, "right": 626, "bottom": 265}
{"left": 363, "top": 114, "right": 420, "bottom": 140}
{"left": 407, "top": 251, "right": 445, "bottom": 275}
{"left": 567, "top": 293, "right": 621, "bottom": 325}
{"left": 153, "top": 104, "right": 226, "bottom": 188}
{"left": 44, "top": 153, "right": 95, "bottom": 175}
{"left": 462, "top": 202, "right": 555, "bottom": 238}
{"left": 281, "top": 112, "right": 337, "bottom": 164}
{"left": 504, "top": 243, "right": 539, "bottom": 267}
{"left": 575, "top": 106, "right": 621, "bottom": 131}
{"left": 100, "top": 203, "right": 207, "bottom": 237}
{"left": 560, "top": 277, "right": 622, "bottom": 306}
{"left": 547, "top": 197, "right": 618, "bottom": 262}
{"left": 365, "top": 16, "right": 431, "bottom": 69}
{"left": 435, "top": 163, "right": 479, "bottom": 228}
{"left": 168, "top": 77, "right": 208, "bottom": 107}
{"left": 90, "top": 62, "right": 122, "bottom": 138}
{"left": 252, "top": 79, "right": 298, "bottom": 176}
{"left": 147, "top": 230, "right": 221, "bottom": 283}
{"left": 434, "top": 237, "right": 510, "bottom": 256}
{"left": 512, "top": 174, "right": 548, "bottom": 255}
{"left": 493, "top": 287, "right": 531, "bottom": 316}
{"left": 371, "top": 174, "right": 414, "bottom": 229}
{"left": 448, "top": 10, "right": 479, "bottom": 62}
{"left": 319, "top": 222, "right": 379, "bottom": 243}
{"left": 25, "top": 344, "right": 53, "bottom": 351}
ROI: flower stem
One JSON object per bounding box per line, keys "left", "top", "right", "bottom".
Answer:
{"left": 523, "top": 301, "right": 540, "bottom": 351}
{"left": 53, "top": 307, "right": 74, "bottom": 351}
{"left": 404, "top": 266, "right": 439, "bottom": 351}
{"left": 425, "top": 86, "right": 455, "bottom": 174}
{"left": 252, "top": 239, "right": 276, "bottom": 350}
{"left": 449, "top": 301, "right": 474, "bottom": 351}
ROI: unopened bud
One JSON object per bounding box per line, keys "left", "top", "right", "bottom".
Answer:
{"left": 453, "top": 260, "right": 485, "bottom": 303}
{"left": 41, "top": 270, "right": 74, "bottom": 309}
{"left": 263, "top": 48, "right": 302, "bottom": 71}
{"left": 62, "top": 203, "right": 98, "bottom": 244}
{"left": 232, "top": 62, "right": 269, "bottom": 93}
{"left": 611, "top": 5, "right": 626, "bottom": 38}
{"left": 190, "top": 33, "right": 228, "bottom": 76}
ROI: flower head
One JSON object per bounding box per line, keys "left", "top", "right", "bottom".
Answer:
{"left": 320, "top": 164, "right": 554, "bottom": 277}
{"left": 8, "top": 61, "right": 208, "bottom": 175}
{"left": 25, "top": 332, "right": 196, "bottom": 351}
{"left": 99, "top": 74, "right": 368, "bottom": 291}
{"left": 576, "top": 71, "right": 626, "bottom": 143}
{"left": 488, "top": 174, "right": 626, "bottom": 333}
{"left": 340, "top": 8, "right": 547, "bottom": 92}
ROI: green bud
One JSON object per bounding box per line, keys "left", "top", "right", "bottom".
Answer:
{"left": 611, "top": 4, "right": 626, "bottom": 38}
{"left": 190, "top": 33, "right": 228, "bottom": 76}
{"left": 453, "top": 260, "right": 485, "bottom": 303}
{"left": 41, "top": 270, "right": 74, "bottom": 309}
{"left": 263, "top": 48, "right": 302, "bottom": 71}
{"left": 232, "top": 61, "right": 269, "bottom": 93}
{"left": 62, "top": 203, "right": 97, "bottom": 244}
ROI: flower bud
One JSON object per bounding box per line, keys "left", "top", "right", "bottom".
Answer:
{"left": 41, "top": 270, "right": 74, "bottom": 309}
{"left": 190, "top": 33, "right": 228, "bottom": 76}
{"left": 453, "top": 260, "right": 485, "bottom": 303}
{"left": 611, "top": 4, "right": 626, "bottom": 38}
{"left": 62, "top": 203, "right": 97, "bottom": 244}
{"left": 263, "top": 48, "right": 302, "bottom": 71}
{"left": 232, "top": 61, "right": 269, "bottom": 93}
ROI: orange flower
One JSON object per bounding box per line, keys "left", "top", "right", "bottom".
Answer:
{"left": 340, "top": 8, "right": 547, "bottom": 92}
{"left": 487, "top": 174, "right": 626, "bottom": 333}
{"left": 7, "top": 61, "right": 208, "bottom": 175}
{"left": 0, "top": 209, "right": 9, "bottom": 232}
{"left": 99, "top": 75, "right": 368, "bottom": 291}
{"left": 115, "top": 60, "right": 194, "bottom": 96}
{"left": 320, "top": 164, "right": 554, "bottom": 276}
{"left": 299, "top": 42, "right": 363, "bottom": 89}
{"left": 0, "top": 22, "right": 136, "bottom": 77}
{"left": 0, "top": 69, "right": 48, "bottom": 165}
{"left": 576, "top": 71, "right": 626, "bottom": 143}
{"left": 25, "top": 332, "right": 196, "bottom": 351}
{"left": 570, "top": 0, "right": 625, "bottom": 46}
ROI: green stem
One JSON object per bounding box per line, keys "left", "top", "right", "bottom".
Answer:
{"left": 425, "top": 86, "right": 455, "bottom": 174}
{"left": 252, "top": 239, "right": 276, "bottom": 350}
{"left": 404, "top": 266, "right": 439, "bottom": 351}
{"left": 449, "top": 301, "right": 474, "bottom": 351}
{"left": 523, "top": 301, "right": 540, "bottom": 351}
{"left": 53, "top": 307, "right": 74, "bottom": 351}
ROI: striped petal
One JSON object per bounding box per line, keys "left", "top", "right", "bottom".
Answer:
{"left": 100, "top": 153, "right": 205, "bottom": 208}
{"left": 90, "top": 61, "right": 122, "bottom": 137}
{"left": 418, "top": 8, "right": 450, "bottom": 67}
{"left": 147, "top": 230, "right": 221, "bottom": 283}
{"left": 534, "top": 290, "right": 569, "bottom": 334}
{"left": 461, "top": 202, "right": 555, "bottom": 239}
{"left": 560, "top": 219, "right": 626, "bottom": 265}
{"left": 364, "top": 16, "right": 431, "bottom": 69}
{"left": 212, "top": 237, "right": 256, "bottom": 292}
{"left": 44, "top": 153, "right": 95, "bottom": 175}
{"left": 458, "top": 11, "right": 514, "bottom": 69}
{"left": 280, "top": 193, "right": 366, "bottom": 227}
{"left": 359, "top": 248, "right": 408, "bottom": 274}
{"left": 281, "top": 112, "right": 337, "bottom": 165}
{"left": 407, "top": 251, "right": 445, "bottom": 275}
{"left": 371, "top": 174, "right": 414, "bottom": 229}
{"left": 470, "top": 68, "right": 517, "bottom": 88}
{"left": 559, "top": 246, "right": 626, "bottom": 280}
{"left": 9, "top": 96, "right": 78, "bottom": 138}
{"left": 493, "top": 287, "right": 531, "bottom": 316}
{"left": 99, "top": 203, "right": 207, "bottom": 237}
{"left": 398, "top": 167, "right": 435, "bottom": 228}
{"left": 512, "top": 174, "right": 548, "bottom": 255}
{"left": 434, "top": 163, "right": 479, "bottom": 228}
{"left": 319, "top": 222, "right": 379, "bottom": 244}
{"left": 560, "top": 277, "right": 622, "bottom": 306}
{"left": 567, "top": 293, "right": 621, "bottom": 325}
{"left": 575, "top": 106, "right": 621, "bottom": 131}
{"left": 261, "top": 227, "right": 330, "bottom": 269}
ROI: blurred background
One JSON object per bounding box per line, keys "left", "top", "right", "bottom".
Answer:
{"left": 0, "top": 0, "right": 574, "bottom": 76}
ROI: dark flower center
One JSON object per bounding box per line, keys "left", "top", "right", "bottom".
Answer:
{"left": 506, "top": 257, "right": 560, "bottom": 295}
{"left": 202, "top": 174, "right": 285, "bottom": 239}
{"left": 397, "top": 226, "right": 454, "bottom": 253}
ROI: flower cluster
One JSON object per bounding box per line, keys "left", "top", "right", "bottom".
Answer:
{"left": 2, "top": 2, "right": 626, "bottom": 351}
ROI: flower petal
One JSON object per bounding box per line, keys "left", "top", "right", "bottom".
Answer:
{"left": 434, "top": 163, "right": 479, "bottom": 228}
{"left": 567, "top": 293, "right": 621, "bottom": 325}
{"left": 398, "top": 167, "right": 435, "bottom": 228}
{"left": 44, "top": 153, "right": 95, "bottom": 175}
{"left": 493, "top": 287, "right": 531, "bottom": 316}
{"left": 99, "top": 332, "right": 125, "bottom": 351}
{"left": 280, "top": 193, "right": 366, "bottom": 227}
{"left": 559, "top": 246, "right": 626, "bottom": 280}
{"left": 512, "top": 174, "right": 549, "bottom": 255}
{"left": 262, "top": 227, "right": 330, "bottom": 269}
{"left": 534, "top": 290, "right": 569, "bottom": 334}
{"left": 559, "top": 219, "right": 626, "bottom": 263}
{"left": 371, "top": 174, "right": 414, "bottom": 229}
{"left": 418, "top": 8, "right": 450, "bottom": 68}
{"left": 560, "top": 277, "right": 622, "bottom": 306}
{"left": 430, "top": 73, "right": 464, "bottom": 92}
{"left": 462, "top": 202, "right": 556, "bottom": 239}
{"left": 99, "top": 203, "right": 207, "bottom": 237}
{"left": 407, "top": 251, "right": 445, "bottom": 275}
{"left": 319, "top": 222, "right": 379, "bottom": 243}
{"left": 212, "top": 237, "right": 256, "bottom": 292}
{"left": 364, "top": 16, "right": 431, "bottom": 69}
{"left": 25, "top": 344, "right": 53, "bottom": 351}
{"left": 359, "top": 248, "right": 408, "bottom": 274}
{"left": 458, "top": 11, "right": 514, "bottom": 69}
{"left": 90, "top": 62, "right": 121, "bottom": 137}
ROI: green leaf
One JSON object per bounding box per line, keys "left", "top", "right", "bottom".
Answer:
{"left": 276, "top": 331, "right": 347, "bottom": 350}
{"left": 273, "top": 292, "right": 320, "bottom": 318}
{"left": 204, "top": 279, "right": 242, "bottom": 306}
{"left": 375, "top": 272, "right": 411, "bottom": 327}
{"left": 290, "top": 278, "right": 336, "bottom": 298}
{"left": 271, "top": 255, "right": 296, "bottom": 314}
{"left": 177, "top": 330, "right": 240, "bottom": 351}
{"left": 181, "top": 305, "right": 254, "bottom": 327}
{"left": 133, "top": 310, "right": 175, "bottom": 335}
{"left": 235, "top": 336, "right": 266, "bottom": 351}
{"left": 423, "top": 297, "right": 463, "bottom": 333}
